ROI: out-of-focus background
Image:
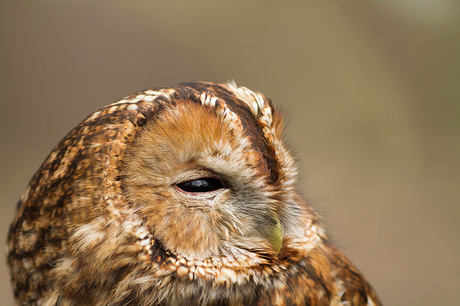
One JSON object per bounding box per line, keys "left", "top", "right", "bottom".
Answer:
{"left": 1, "top": 0, "right": 459, "bottom": 304}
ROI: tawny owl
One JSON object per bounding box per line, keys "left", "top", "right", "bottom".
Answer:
{"left": 8, "top": 81, "right": 381, "bottom": 305}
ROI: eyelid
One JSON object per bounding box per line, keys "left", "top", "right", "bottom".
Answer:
{"left": 173, "top": 168, "right": 223, "bottom": 185}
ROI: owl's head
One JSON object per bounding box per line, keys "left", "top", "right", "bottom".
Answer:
{"left": 9, "top": 82, "right": 324, "bottom": 305}
{"left": 9, "top": 81, "right": 380, "bottom": 306}
{"left": 121, "top": 82, "right": 307, "bottom": 260}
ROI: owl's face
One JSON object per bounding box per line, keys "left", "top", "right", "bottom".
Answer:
{"left": 123, "top": 96, "right": 299, "bottom": 260}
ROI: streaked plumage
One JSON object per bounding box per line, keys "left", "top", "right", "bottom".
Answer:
{"left": 8, "top": 81, "right": 380, "bottom": 305}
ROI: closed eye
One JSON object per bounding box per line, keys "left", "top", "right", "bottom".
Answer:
{"left": 176, "top": 178, "right": 225, "bottom": 193}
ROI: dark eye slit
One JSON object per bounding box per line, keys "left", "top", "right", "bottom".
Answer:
{"left": 176, "top": 178, "right": 224, "bottom": 193}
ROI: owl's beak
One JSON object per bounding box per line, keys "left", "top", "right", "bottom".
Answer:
{"left": 268, "top": 215, "right": 283, "bottom": 255}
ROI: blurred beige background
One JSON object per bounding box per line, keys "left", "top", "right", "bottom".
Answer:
{"left": 1, "top": 0, "right": 459, "bottom": 304}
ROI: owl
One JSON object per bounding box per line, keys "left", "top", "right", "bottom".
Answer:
{"left": 8, "top": 81, "right": 380, "bottom": 305}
